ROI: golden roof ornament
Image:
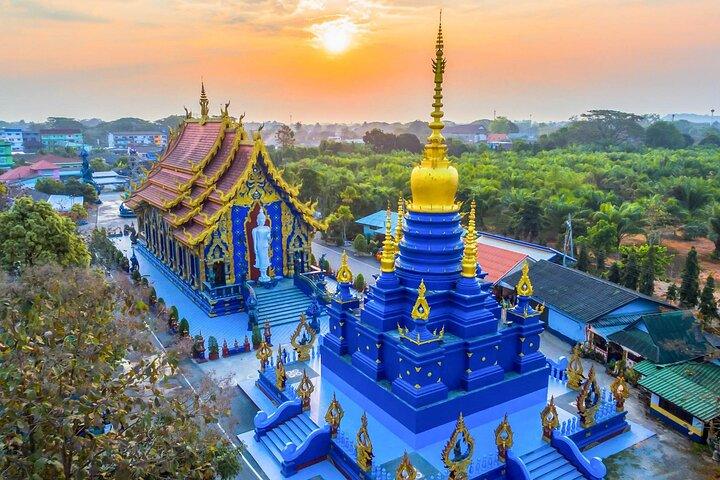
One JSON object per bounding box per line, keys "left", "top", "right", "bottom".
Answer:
{"left": 396, "top": 452, "right": 417, "bottom": 480}
{"left": 461, "top": 200, "right": 478, "bottom": 278}
{"left": 381, "top": 206, "right": 397, "bottom": 273}
{"left": 275, "top": 351, "right": 287, "bottom": 391}
{"left": 567, "top": 343, "right": 584, "bottom": 390}
{"left": 610, "top": 375, "right": 630, "bottom": 412}
{"left": 295, "top": 369, "right": 314, "bottom": 411}
{"left": 395, "top": 198, "right": 404, "bottom": 253}
{"left": 199, "top": 81, "right": 210, "bottom": 119}
{"left": 516, "top": 261, "right": 533, "bottom": 296}
{"left": 540, "top": 396, "right": 560, "bottom": 441}
{"left": 255, "top": 341, "right": 272, "bottom": 372}
{"left": 324, "top": 392, "right": 344, "bottom": 437}
{"left": 494, "top": 413, "right": 513, "bottom": 462}
{"left": 442, "top": 412, "right": 475, "bottom": 480}
{"left": 336, "top": 250, "right": 353, "bottom": 284}
{"left": 576, "top": 366, "right": 601, "bottom": 427}
{"left": 408, "top": 11, "right": 459, "bottom": 214}
{"left": 411, "top": 280, "right": 430, "bottom": 320}
{"left": 355, "top": 412, "right": 373, "bottom": 472}
{"left": 290, "top": 313, "right": 316, "bottom": 362}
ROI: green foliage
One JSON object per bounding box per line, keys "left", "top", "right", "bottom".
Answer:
{"left": 251, "top": 322, "right": 262, "bottom": 348}
{"left": 699, "top": 275, "right": 718, "bottom": 319}
{"left": 275, "top": 124, "right": 296, "bottom": 149}
{"left": 619, "top": 244, "right": 672, "bottom": 279}
{"left": 699, "top": 132, "right": 720, "bottom": 146}
{"left": 90, "top": 157, "right": 112, "bottom": 172}
{"left": 0, "top": 266, "right": 240, "bottom": 479}
{"left": 679, "top": 247, "right": 701, "bottom": 308}
{"left": 362, "top": 128, "right": 422, "bottom": 153}
{"left": 328, "top": 204, "right": 354, "bottom": 243}
{"left": 538, "top": 110, "right": 645, "bottom": 150}
{"left": 666, "top": 283, "right": 678, "bottom": 302}
{"left": 0, "top": 197, "right": 90, "bottom": 271}
{"left": 576, "top": 244, "right": 590, "bottom": 272}
{"left": 645, "top": 121, "right": 685, "bottom": 149}
{"left": 208, "top": 336, "right": 220, "bottom": 355}
{"left": 353, "top": 234, "right": 369, "bottom": 254}
{"left": 621, "top": 251, "right": 640, "bottom": 290}
{"left": 178, "top": 317, "right": 190, "bottom": 336}
{"left": 88, "top": 228, "right": 126, "bottom": 270}
{"left": 607, "top": 262, "right": 621, "bottom": 284}
{"left": 169, "top": 305, "right": 179, "bottom": 321}
{"left": 68, "top": 203, "right": 88, "bottom": 222}
{"left": 35, "top": 177, "right": 98, "bottom": 203}
{"left": 638, "top": 245, "right": 656, "bottom": 295}
{"left": 489, "top": 116, "right": 518, "bottom": 134}
{"left": 710, "top": 205, "right": 720, "bottom": 258}
{"left": 148, "top": 286, "right": 157, "bottom": 305}
{"left": 354, "top": 273, "right": 366, "bottom": 292}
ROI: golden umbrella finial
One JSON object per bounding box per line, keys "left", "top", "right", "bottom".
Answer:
{"left": 336, "top": 250, "right": 353, "bottom": 284}
{"left": 461, "top": 200, "right": 478, "bottom": 278}
{"left": 411, "top": 279, "right": 430, "bottom": 320}
{"left": 380, "top": 206, "right": 396, "bottom": 273}
{"left": 395, "top": 198, "right": 404, "bottom": 252}
{"left": 199, "top": 81, "right": 210, "bottom": 118}
{"left": 516, "top": 261, "right": 533, "bottom": 296}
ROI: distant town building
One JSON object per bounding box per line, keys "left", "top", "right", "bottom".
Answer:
{"left": 108, "top": 131, "right": 167, "bottom": 149}
{"left": 355, "top": 210, "right": 400, "bottom": 237}
{"left": 0, "top": 141, "right": 14, "bottom": 170}
{"left": 22, "top": 131, "right": 42, "bottom": 152}
{"left": 0, "top": 128, "right": 24, "bottom": 152}
{"left": 39, "top": 129, "right": 84, "bottom": 148}
{"left": 444, "top": 123, "right": 487, "bottom": 143}
{"left": 92, "top": 171, "right": 129, "bottom": 191}
{"left": 486, "top": 133, "right": 513, "bottom": 149}
{"left": 31, "top": 154, "right": 82, "bottom": 174}
{"left": 0, "top": 159, "right": 61, "bottom": 187}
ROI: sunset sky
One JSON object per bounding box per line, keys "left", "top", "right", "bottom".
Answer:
{"left": 1, "top": 0, "right": 719, "bottom": 123}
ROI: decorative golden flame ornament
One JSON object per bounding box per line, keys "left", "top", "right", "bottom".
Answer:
{"left": 540, "top": 396, "right": 560, "bottom": 441}
{"left": 442, "top": 412, "right": 475, "bottom": 480}
{"left": 610, "top": 375, "right": 630, "bottom": 411}
{"left": 255, "top": 341, "right": 272, "bottom": 372}
{"left": 324, "top": 392, "right": 344, "bottom": 437}
{"left": 355, "top": 412, "right": 373, "bottom": 472}
{"left": 395, "top": 198, "right": 404, "bottom": 254}
{"left": 567, "top": 344, "right": 585, "bottom": 390}
{"left": 336, "top": 251, "right": 353, "bottom": 284}
{"left": 461, "top": 200, "right": 479, "bottom": 278}
{"left": 577, "top": 366, "right": 601, "bottom": 427}
{"left": 407, "top": 11, "right": 459, "bottom": 214}
{"left": 516, "top": 261, "right": 534, "bottom": 297}
{"left": 199, "top": 81, "right": 210, "bottom": 119}
{"left": 275, "top": 351, "right": 287, "bottom": 391}
{"left": 290, "top": 313, "right": 317, "bottom": 362}
{"left": 411, "top": 280, "right": 430, "bottom": 321}
{"left": 396, "top": 452, "right": 417, "bottom": 480}
{"left": 295, "top": 369, "right": 314, "bottom": 411}
{"left": 494, "top": 414, "right": 514, "bottom": 462}
{"left": 381, "top": 207, "right": 397, "bottom": 273}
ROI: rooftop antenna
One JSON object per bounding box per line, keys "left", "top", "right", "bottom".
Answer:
{"left": 563, "top": 213, "right": 574, "bottom": 267}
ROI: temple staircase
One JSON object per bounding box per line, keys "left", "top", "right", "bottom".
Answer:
{"left": 259, "top": 413, "right": 317, "bottom": 461}
{"left": 255, "top": 282, "right": 313, "bottom": 327}
{"left": 520, "top": 444, "right": 587, "bottom": 480}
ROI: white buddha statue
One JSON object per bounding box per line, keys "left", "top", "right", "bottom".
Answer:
{"left": 252, "top": 208, "right": 272, "bottom": 283}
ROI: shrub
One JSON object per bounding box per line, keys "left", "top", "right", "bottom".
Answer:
{"left": 169, "top": 305, "right": 179, "bottom": 322}
{"left": 131, "top": 269, "right": 141, "bottom": 282}
{"left": 682, "top": 222, "right": 708, "bottom": 240}
{"left": 251, "top": 322, "right": 262, "bottom": 349}
{"left": 208, "top": 336, "right": 219, "bottom": 359}
{"left": 179, "top": 318, "right": 190, "bottom": 337}
{"left": 353, "top": 234, "right": 368, "bottom": 254}
{"left": 148, "top": 287, "right": 157, "bottom": 305}
{"left": 354, "top": 273, "right": 366, "bottom": 292}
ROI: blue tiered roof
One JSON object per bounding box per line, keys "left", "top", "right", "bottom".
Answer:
{"left": 320, "top": 16, "right": 549, "bottom": 445}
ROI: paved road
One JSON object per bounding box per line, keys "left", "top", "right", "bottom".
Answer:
{"left": 311, "top": 242, "right": 380, "bottom": 285}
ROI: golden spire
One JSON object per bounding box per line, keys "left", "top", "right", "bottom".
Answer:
{"left": 336, "top": 250, "right": 353, "bottom": 284}
{"left": 380, "top": 206, "right": 396, "bottom": 273}
{"left": 411, "top": 280, "right": 430, "bottom": 320}
{"left": 199, "top": 81, "right": 209, "bottom": 118}
{"left": 516, "top": 261, "right": 533, "bottom": 296}
{"left": 461, "top": 200, "right": 478, "bottom": 278}
{"left": 408, "top": 11, "right": 459, "bottom": 213}
{"left": 395, "top": 198, "right": 404, "bottom": 253}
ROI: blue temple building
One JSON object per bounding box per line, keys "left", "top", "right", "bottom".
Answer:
{"left": 126, "top": 86, "right": 325, "bottom": 316}
{"left": 239, "top": 17, "right": 644, "bottom": 480}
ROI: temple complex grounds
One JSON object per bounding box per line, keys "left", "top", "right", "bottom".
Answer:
{"left": 95, "top": 192, "right": 719, "bottom": 479}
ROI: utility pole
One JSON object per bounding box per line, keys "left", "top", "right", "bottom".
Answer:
{"left": 563, "top": 213, "right": 574, "bottom": 267}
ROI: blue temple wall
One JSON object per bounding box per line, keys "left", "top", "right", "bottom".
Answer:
{"left": 231, "top": 205, "right": 250, "bottom": 278}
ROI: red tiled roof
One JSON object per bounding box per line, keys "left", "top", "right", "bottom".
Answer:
{"left": 31, "top": 154, "right": 80, "bottom": 165}
{"left": 477, "top": 243, "right": 527, "bottom": 282}
{"left": 486, "top": 133, "right": 511, "bottom": 143}
{"left": 30, "top": 160, "right": 61, "bottom": 171}
{"left": 0, "top": 165, "right": 35, "bottom": 181}
{"left": 162, "top": 122, "right": 223, "bottom": 171}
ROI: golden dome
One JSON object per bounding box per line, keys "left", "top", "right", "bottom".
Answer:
{"left": 408, "top": 13, "right": 459, "bottom": 213}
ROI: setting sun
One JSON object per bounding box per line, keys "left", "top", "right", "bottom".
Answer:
{"left": 310, "top": 17, "right": 358, "bottom": 55}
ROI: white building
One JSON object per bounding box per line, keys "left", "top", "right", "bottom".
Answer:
{"left": 0, "top": 128, "right": 24, "bottom": 153}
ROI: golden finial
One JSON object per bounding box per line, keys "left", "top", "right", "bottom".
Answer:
{"left": 336, "top": 251, "right": 353, "bottom": 284}
{"left": 610, "top": 375, "right": 630, "bottom": 412}
{"left": 566, "top": 343, "right": 584, "bottom": 390}
{"left": 290, "top": 313, "right": 316, "bottom": 362}
{"left": 495, "top": 413, "right": 513, "bottom": 462}
{"left": 396, "top": 452, "right": 417, "bottom": 480}
{"left": 577, "top": 366, "right": 601, "bottom": 427}
{"left": 516, "top": 261, "right": 533, "bottom": 296}
{"left": 442, "top": 412, "right": 475, "bottom": 479}
{"left": 411, "top": 280, "right": 430, "bottom": 320}
{"left": 275, "top": 352, "right": 287, "bottom": 391}
{"left": 324, "top": 392, "right": 344, "bottom": 437}
{"left": 395, "top": 198, "right": 404, "bottom": 253}
{"left": 408, "top": 11, "right": 459, "bottom": 214}
{"left": 381, "top": 206, "right": 396, "bottom": 273}
{"left": 461, "top": 200, "right": 478, "bottom": 278}
{"left": 199, "top": 81, "right": 210, "bottom": 118}
{"left": 356, "top": 412, "right": 373, "bottom": 471}
{"left": 295, "top": 369, "right": 315, "bottom": 410}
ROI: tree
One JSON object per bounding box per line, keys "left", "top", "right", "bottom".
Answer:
{"left": 275, "top": 124, "right": 296, "bottom": 149}
{"left": 330, "top": 205, "right": 354, "bottom": 243}
{"left": 90, "top": 157, "right": 112, "bottom": 172}
{"left": 699, "top": 275, "right": 718, "bottom": 319}
{"left": 68, "top": 203, "right": 88, "bottom": 222}
{"left": 0, "top": 265, "right": 241, "bottom": 479}
{"left": 645, "top": 121, "right": 685, "bottom": 149}
{"left": 35, "top": 177, "right": 66, "bottom": 194}
{"left": 710, "top": 205, "right": 720, "bottom": 259}
{"left": 395, "top": 133, "right": 423, "bottom": 153}
{"left": 363, "top": 128, "right": 396, "bottom": 153}
{"left": 0, "top": 197, "right": 90, "bottom": 271}
{"left": 666, "top": 283, "right": 678, "bottom": 302}
{"left": 699, "top": 132, "right": 720, "bottom": 146}
{"left": 353, "top": 234, "right": 368, "bottom": 254}
{"left": 607, "top": 262, "right": 621, "bottom": 284}
{"left": 489, "top": 116, "right": 519, "bottom": 134}
{"left": 638, "top": 245, "right": 656, "bottom": 296}
{"left": 679, "top": 247, "right": 701, "bottom": 308}
{"left": 354, "top": 273, "right": 366, "bottom": 293}
{"left": 576, "top": 244, "right": 590, "bottom": 272}
{"left": 621, "top": 251, "right": 640, "bottom": 290}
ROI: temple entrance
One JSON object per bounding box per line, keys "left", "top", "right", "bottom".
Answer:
{"left": 212, "top": 261, "right": 226, "bottom": 287}
{"left": 293, "top": 249, "right": 306, "bottom": 275}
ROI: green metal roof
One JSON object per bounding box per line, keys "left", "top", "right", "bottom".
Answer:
{"left": 633, "top": 360, "right": 660, "bottom": 377}
{"left": 608, "top": 311, "right": 712, "bottom": 364}
{"left": 639, "top": 362, "right": 720, "bottom": 422}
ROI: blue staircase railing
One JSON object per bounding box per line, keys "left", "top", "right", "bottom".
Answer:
{"left": 294, "top": 270, "right": 331, "bottom": 303}
{"left": 551, "top": 431, "right": 607, "bottom": 480}
{"left": 253, "top": 399, "right": 302, "bottom": 439}
{"left": 505, "top": 449, "right": 532, "bottom": 480}
{"left": 280, "top": 424, "right": 332, "bottom": 477}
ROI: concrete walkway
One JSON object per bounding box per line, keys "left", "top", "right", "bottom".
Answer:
{"left": 311, "top": 241, "right": 380, "bottom": 285}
